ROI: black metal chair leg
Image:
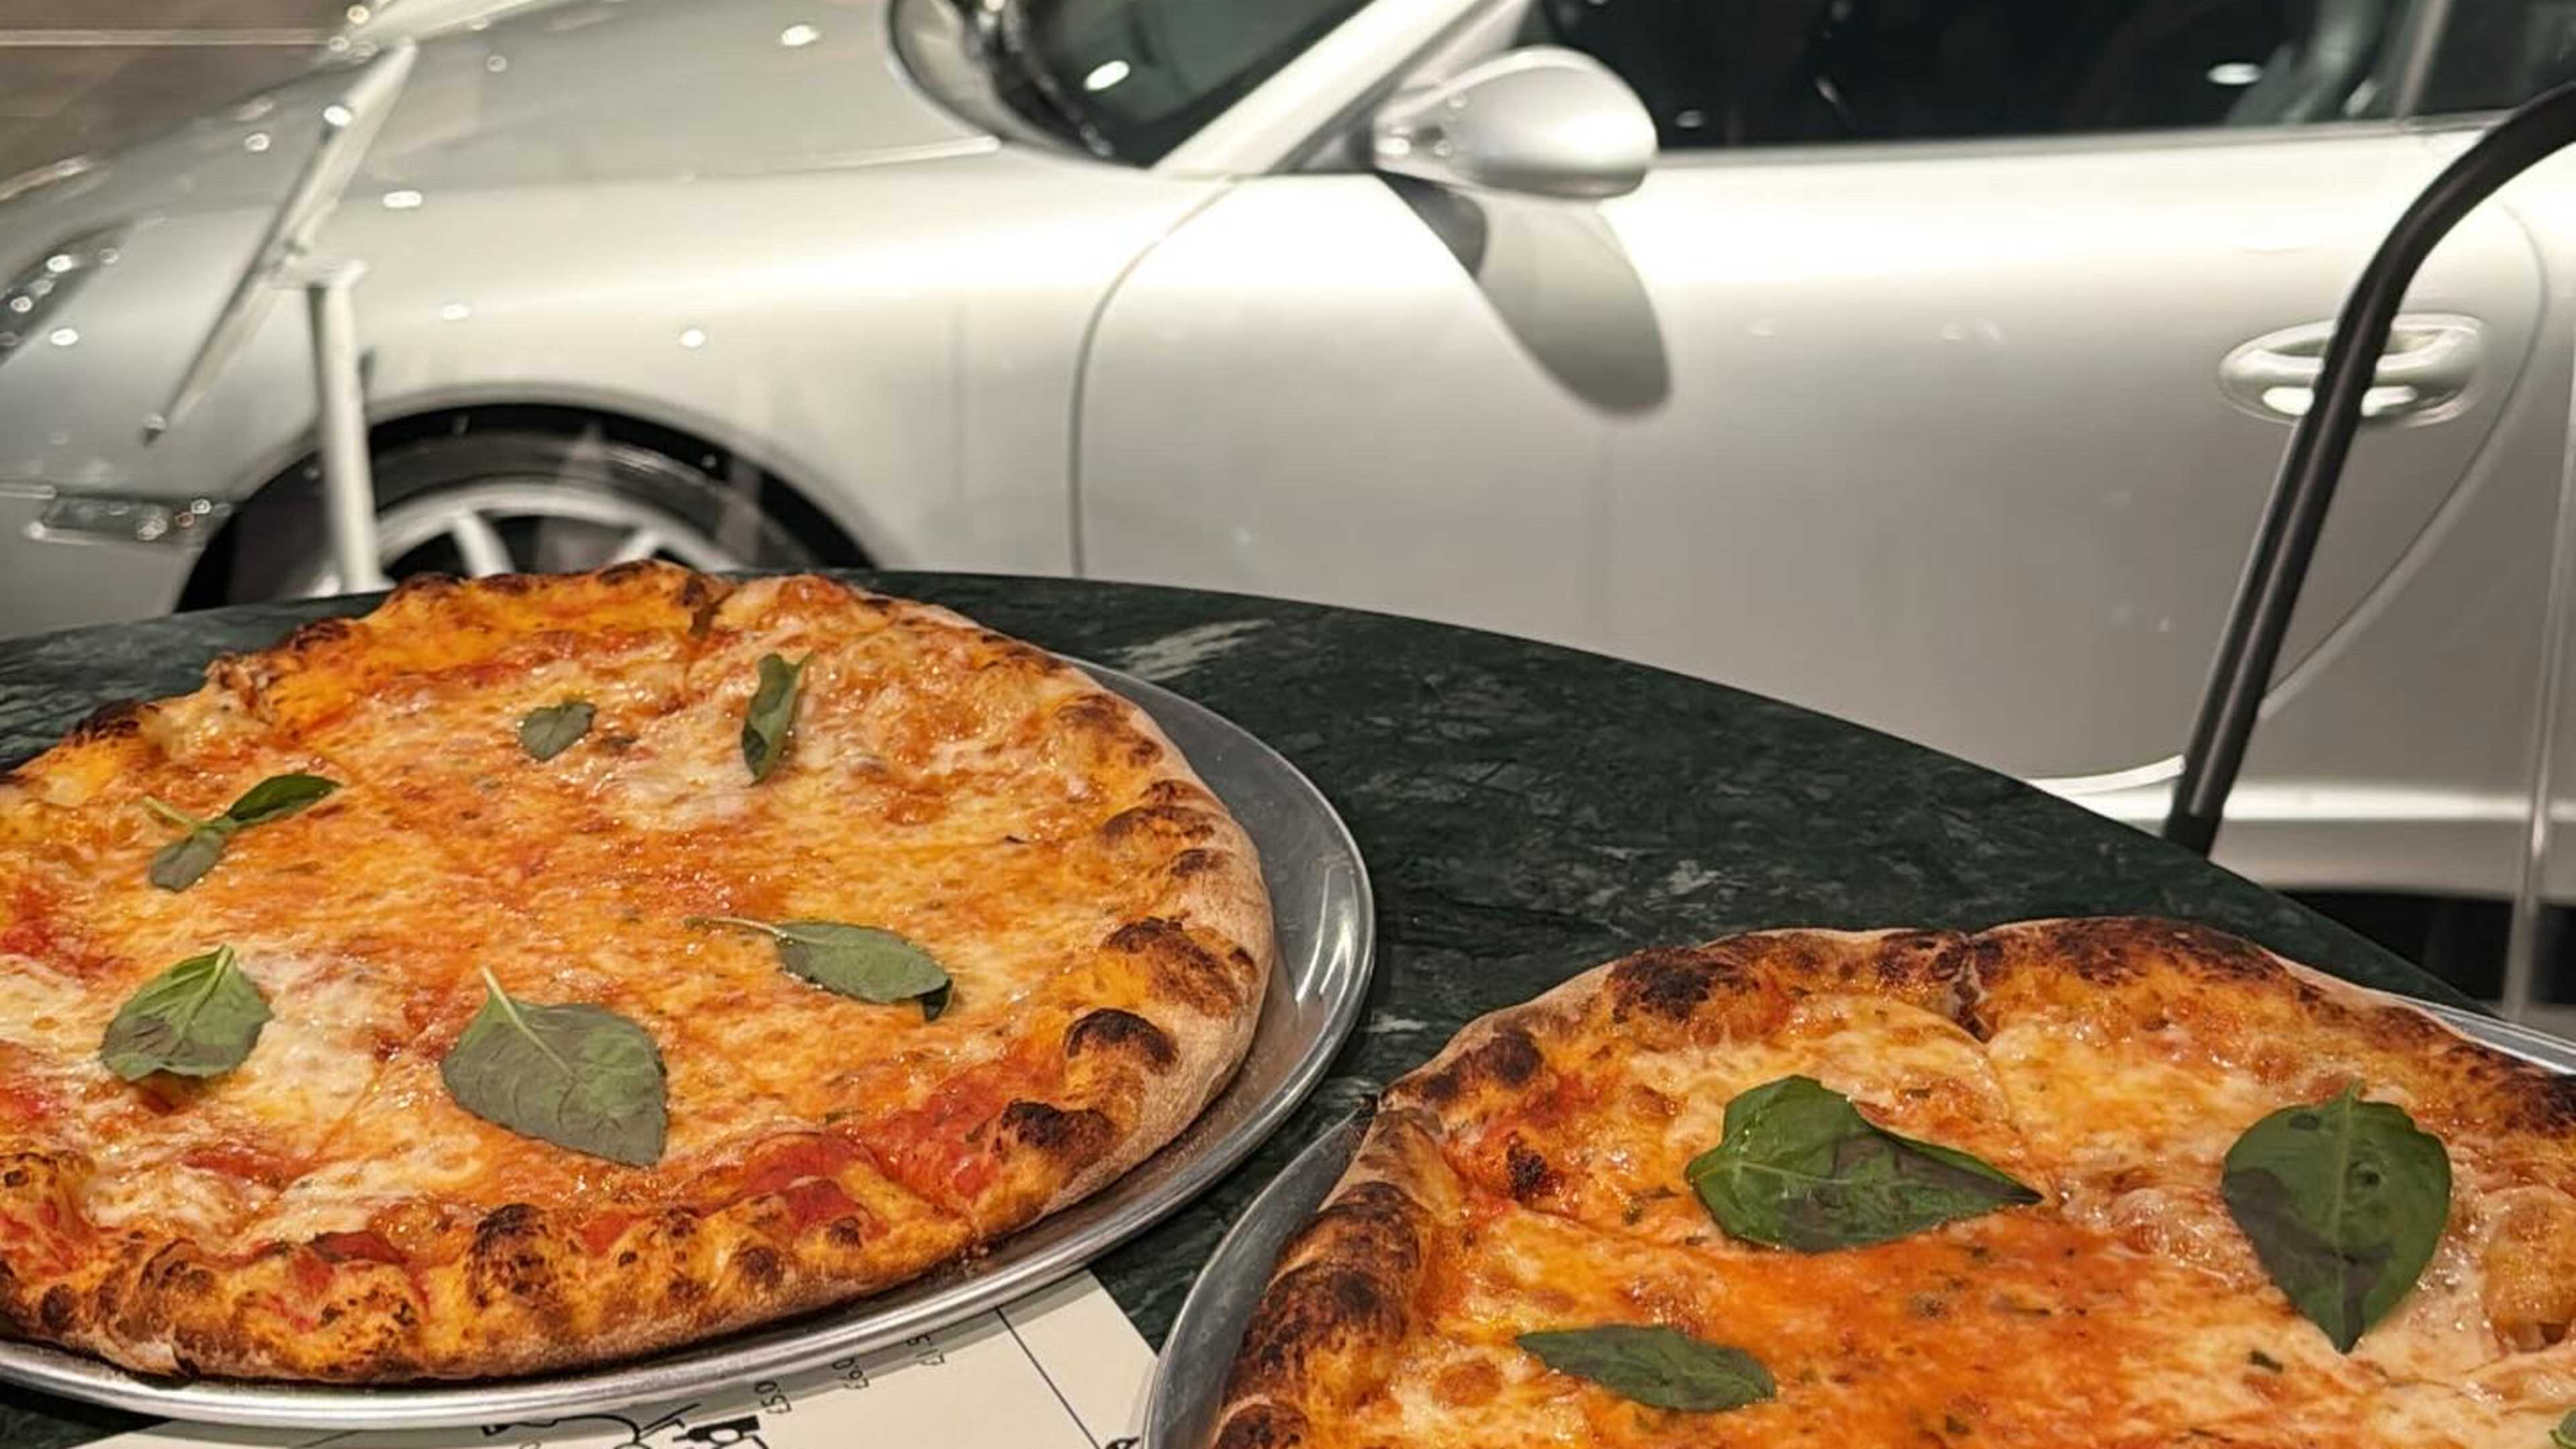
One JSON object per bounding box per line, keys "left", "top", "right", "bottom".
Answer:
{"left": 2165, "top": 77, "right": 2576, "bottom": 855}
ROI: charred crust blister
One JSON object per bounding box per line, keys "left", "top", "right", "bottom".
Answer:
{"left": 465, "top": 1204, "right": 564, "bottom": 1309}
{"left": 997, "top": 1100, "right": 1118, "bottom": 1169}
{"left": 1870, "top": 928, "right": 1973, "bottom": 999}
{"left": 1503, "top": 1138, "right": 1554, "bottom": 1202}
{"left": 1408, "top": 1024, "right": 1544, "bottom": 1107}
{"left": 1053, "top": 697, "right": 1122, "bottom": 733}
{"left": 683, "top": 578, "right": 727, "bottom": 625}
{"left": 1139, "top": 777, "right": 1216, "bottom": 809}
{"left": 1167, "top": 847, "right": 1226, "bottom": 879}
{"left": 592, "top": 559, "right": 665, "bottom": 588}
{"left": 141, "top": 1242, "right": 218, "bottom": 1305}
{"left": 1229, "top": 1260, "right": 1406, "bottom": 1395}
{"left": 65, "top": 699, "right": 147, "bottom": 745}
{"left": 1064, "top": 1008, "right": 1179, "bottom": 1071}
{"left": 731, "top": 1244, "right": 786, "bottom": 1292}
{"left": 971, "top": 632, "right": 1055, "bottom": 674}
{"left": 1061, "top": 697, "right": 1167, "bottom": 766}
{"left": 284, "top": 616, "right": 362, "bottom": 653}
{"left": 474, "top": 1201, "right": 546, "bottom": 1244}
{"left": 1098, "top": 802, "right": 1220, "bottom": 847}
{"left": 1212, "top": 1403, "right": 1311, "bottom": 1449}
{"left": 1606, "top": 945, "right": 1728, "bottom": 1024}
{"left": 1996, "top": 917, "right": 2277, "bottom": 990}
{"left": 1297, "top": 1181, "right": 1429, "bottom": 1279}
{"left": 36, "top": 1283, "right": 72, "bottom": 1333}
{"left": 1104, "top": 916, "right": 1246, "bottom": 1014}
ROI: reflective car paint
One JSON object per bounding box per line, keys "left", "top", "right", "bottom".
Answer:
{"left": 0, "top": 0, "right": 2569, "bottom": 906}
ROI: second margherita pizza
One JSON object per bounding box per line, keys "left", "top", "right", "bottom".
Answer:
{"left": 1216, "top": 918, "right": 2576, "bottom": 1448}
{"left": 0, "top": 564, "right": 1273, "bottom": 1381}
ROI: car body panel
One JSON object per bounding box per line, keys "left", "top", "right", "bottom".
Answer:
{"left": 347, "top": 0, "right": 985, "bottom": 192}
{"left": 1079, "top": 123, "right": 2540, "bottom": 780}
{"left": 0, "top": 0, "right": 1224, "bottom": 639}
{"left": 0, "top": 64, "right": 349, "bottom": 500}
{"left": 2073, "top": 129, "right": 2576, "bottom": 898}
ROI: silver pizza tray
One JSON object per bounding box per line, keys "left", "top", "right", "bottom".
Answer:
{"left": 1140, "top": 1000, "right": 2576, "bottom": 1449}
{"left": 0, "top": 663, "right": 1374, "bottom": 1430}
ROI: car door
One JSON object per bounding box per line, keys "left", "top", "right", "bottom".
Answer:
{"left": 1077, "top": 0, "right": 2541, "bottom": 782}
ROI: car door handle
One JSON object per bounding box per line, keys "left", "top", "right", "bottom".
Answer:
{"left": 2219, "top": 315, "right": 2482, "bottom": 423}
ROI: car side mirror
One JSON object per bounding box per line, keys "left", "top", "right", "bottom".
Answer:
{"left": 1370, "top": 48, "right": 1656, "bottom": 201}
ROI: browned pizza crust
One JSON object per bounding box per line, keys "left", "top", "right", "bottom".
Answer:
{"left": 0, "top": 565, "right": 1275, "bottom": 1381}
{"left": 1210, "top": 918, "right": 2576, "bottom": 1448}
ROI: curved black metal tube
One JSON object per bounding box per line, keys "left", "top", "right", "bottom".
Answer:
{"left": 2165, "top": 77, "right": 2576, "bottom": 855}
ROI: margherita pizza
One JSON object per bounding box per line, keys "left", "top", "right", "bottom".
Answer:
{"left": 1216, "top": 918, "right": 2576, "bottom": 1448}
{"left": 0, "top": 564, "right": 1273, "bottom": 1381}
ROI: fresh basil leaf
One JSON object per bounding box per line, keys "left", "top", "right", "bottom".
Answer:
{"left": 221, "top": 773, "right": 339, "bottom": 827}
{"left": 439, "top": 969, "right": 667, "bottom": 1167}
{"left": 685, "top": 915, "right": 953, "bottom": 1010}
{"left": 774, "top": 920, "right": 949, "bottom": 1003}
{"left": 1517, "top": 1325, "right": 1774, "bottom": 1413}
{"left": 2221, "top": 1085, "right": 2450, "bottom": 1353}
{"left": 99, "top": 945, "right": 270, "bottom": 1081}
{"left": 148, "top": 826, "right": 232, "bottom": 892}
{"left": 140, "top": 773, "right": 338, "bottom": 890}
{"left": 517, "top": 700, "right": 595, "bottom": 761}
{"left": 2554, "top": 1409, "right": 2576, "bottom": 1449}
{"left": 1686, "top": 1075, "right": 2040, "bottom": 1252}
{"left": 739, "top": 653, "right": 806, "bottom": 782}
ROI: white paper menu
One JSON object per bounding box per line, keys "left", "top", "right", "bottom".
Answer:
{"left": 97, "top": 1271, "right": 1152, "bottom": 1449}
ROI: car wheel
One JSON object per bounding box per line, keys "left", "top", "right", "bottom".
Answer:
{"left": 221, "top": 426, "right": 830, "bottom": 601}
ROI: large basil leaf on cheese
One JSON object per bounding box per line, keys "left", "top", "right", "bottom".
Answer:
{"left": 1516, "top": 1325, "right": 1773, "bottom": 1413}
{"left": 99, "top": 945, "right": 270, "bottom": 1080}
{"left": 1686, "top": 1075, "right": 2039, "bottom": 1251}
{"left": 684, "top": 914, "right": 952, "bottom": 1019}
{"left": 2220, "top": 1085, "right": 2449, "bottom": 1353}
{"left": 439, "top": 970, "right": 667, "bottom": 1167}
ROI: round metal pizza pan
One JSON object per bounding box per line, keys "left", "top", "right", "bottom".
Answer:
{"left": 0, "top": 663, "right": 1375, "bottom": 1430}
{"left": 1140, "top": 1000, "right": 2576, "bottom": 1449}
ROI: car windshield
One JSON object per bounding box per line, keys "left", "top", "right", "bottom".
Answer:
{"left": 998, "top": 0, "right": 1372, "bottom": 163}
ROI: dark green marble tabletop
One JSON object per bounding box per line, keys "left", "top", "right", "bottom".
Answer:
{"left": 0, "top": 573, "right": 2459, "bottom": 1445}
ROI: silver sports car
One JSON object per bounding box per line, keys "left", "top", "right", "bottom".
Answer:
{"left": 3, "top": 0, "right": 2574, "bottom": 905}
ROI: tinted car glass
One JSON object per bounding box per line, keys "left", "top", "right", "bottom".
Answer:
{"left": 1018, "top": 0, "right": 1372, "bottom": 162}
{"left": 1527, "top": 0, "right": 2414, "bottom": 150}
{"left": 2420, "top": 1, "right": 2576, "bottom": 113}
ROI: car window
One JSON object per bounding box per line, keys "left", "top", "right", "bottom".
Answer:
{"left": 1022, "top": 0, "right": 1373, "bottom": 162}
{"left": 1524, "top": 0, "right": 2418, "bottom": 151}
{"left": 2420, "top": 1, "right": 2576, "bottom": 113}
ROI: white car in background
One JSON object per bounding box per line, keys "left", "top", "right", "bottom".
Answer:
{"left": 3, "top": 0, "right": 2576, "bottom": 944}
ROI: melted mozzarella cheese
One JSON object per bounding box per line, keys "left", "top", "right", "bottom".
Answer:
{"left": 83, "top": 1152, "right": 269, "bottom": 1236}
{"left": 1342, "top": 1199, "right": 2427, "bottom": 1448}
{"left": 0, "top": 957, "right": 98, "bottom": 1054}
{"left": 204, "top": 950, "right": 398, "bottom": 1152}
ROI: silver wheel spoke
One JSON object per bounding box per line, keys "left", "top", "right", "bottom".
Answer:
{"left": 446, "top": 509, "right": 513, "bottom": 577}
{"left": 282, "top": 477, "right": 759, "bottom": 597}
{"left": 606, "top": 525, "right": 665, "bottom": 564}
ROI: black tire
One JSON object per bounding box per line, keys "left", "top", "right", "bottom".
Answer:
{"left": 213, "top": 423, "right": 841, "bottom": 603}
